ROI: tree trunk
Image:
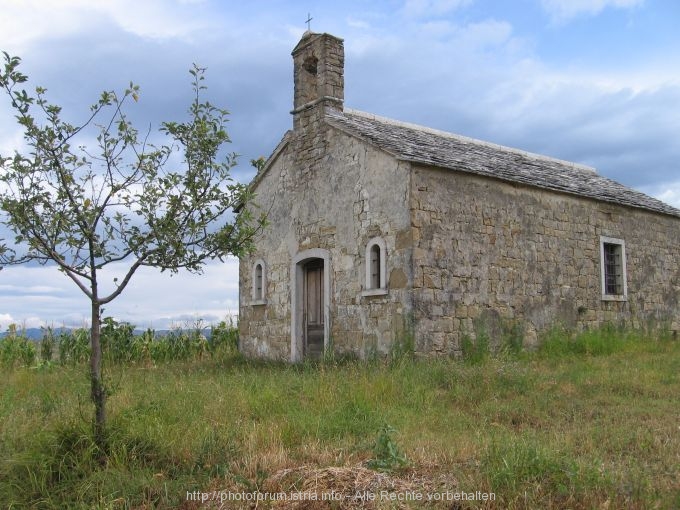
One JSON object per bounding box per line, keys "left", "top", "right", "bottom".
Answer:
{"left": 90, "top": 298, "right": 107, "bottom": 458}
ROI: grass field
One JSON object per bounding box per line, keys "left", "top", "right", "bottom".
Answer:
{"left": 1, "top": 326, "right": 678, "bottom": 509}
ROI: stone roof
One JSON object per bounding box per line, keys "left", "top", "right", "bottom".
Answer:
{"left": 325, "top": 108, "right": 680, "bottom": 218}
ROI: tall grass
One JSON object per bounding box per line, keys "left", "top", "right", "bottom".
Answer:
{"left": 0, "top": 325, "right": 678, "bottom": 508}
{"left": 537, "top": 322, "right": 644, "bottom": 357}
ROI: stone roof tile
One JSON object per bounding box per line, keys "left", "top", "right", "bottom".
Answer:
{"left": 325, "top": 108, "right": 680, "bottom": 218}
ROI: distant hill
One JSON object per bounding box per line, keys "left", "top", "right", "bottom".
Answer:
{"left": 0, "top": 327, "right": 71, "bottom": 341}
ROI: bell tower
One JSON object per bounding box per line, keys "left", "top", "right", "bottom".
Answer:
{"left": 291, "top": 32, "right": 344, "bottom": 130}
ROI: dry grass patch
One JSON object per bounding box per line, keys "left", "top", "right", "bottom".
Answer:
{"left": 193, "top": 463, "right": 459, "bottom": 510}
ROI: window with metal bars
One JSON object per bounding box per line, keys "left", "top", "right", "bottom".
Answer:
{"left": 600, "top": 237, "right": 627, "bottom": 299}
{"left": 603, "top": 243, "right": 622, "bottom": 295}
{"left": 370, "top": 244, "right": 380, "bottom": 289}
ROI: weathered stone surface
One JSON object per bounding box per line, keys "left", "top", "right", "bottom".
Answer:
{"left": 408, "top": 167, "right": 680, "bottom": 349}
{"left": 389, "top": 268, "right": 408, "bottom": 289}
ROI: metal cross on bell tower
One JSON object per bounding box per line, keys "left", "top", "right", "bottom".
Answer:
{"left": 305, "top": 13, "right": 313, "bottom": 31}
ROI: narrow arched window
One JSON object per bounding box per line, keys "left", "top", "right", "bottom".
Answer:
{"left": 252, "top": 259, "right": 267, "bottom": 304}
{"left": 370, "top": 244, "right": 380, "bottom": 289}
{"left": 363, "top": 237, "right": 387, "bottom": 296}
{"left": 255, "top": 264, "right": 263, "bottom": 299}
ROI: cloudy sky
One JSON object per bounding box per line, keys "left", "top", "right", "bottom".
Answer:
{"left": 1, "top": 0, "right": 679, "bottom": 331}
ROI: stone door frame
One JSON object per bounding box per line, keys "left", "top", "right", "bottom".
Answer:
{"left": 291, "top": 248, "right": 331, "bottom": 362}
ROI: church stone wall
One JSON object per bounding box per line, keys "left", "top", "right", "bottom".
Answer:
{"left": 239, "top": 125, "right": 413, "bottom": 360}
{"left": 409, "top": 165, "right": 680, "bottom": 355}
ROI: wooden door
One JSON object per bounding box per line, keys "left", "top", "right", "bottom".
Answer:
{"left": 304, "top": 259, "right": 324, "bottom": 359}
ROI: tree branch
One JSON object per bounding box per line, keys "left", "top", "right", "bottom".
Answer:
{"left": 98, "top": 257, "right": 144, "bottom": 305}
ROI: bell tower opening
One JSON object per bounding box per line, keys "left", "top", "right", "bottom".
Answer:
{"left": 291, "top": 31, "right": 344, "bottom": 128}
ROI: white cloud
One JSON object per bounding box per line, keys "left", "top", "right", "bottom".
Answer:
{"left": 0, "top": 313, "right": 45, "bottom": 331}
{"left": 540, "top": 0, "right": 644, "bottom": 22}
{"left": 0, "top": 284, "right": 65, "bottom": 295}
{"left": 657, "top": 187, "right": 680, "bottom": 209}
{"left": 347, "top": 16, "right": 371, "bottom": 29}
{"left": 95, "top": 0, "right": 213, "bottom": 40}
{"left": 641, "top": 181, "right": 680, "bottom": 209}
{"left": 0, "top": 313, "right": 14, "bottom": 331}
{"left": 456, "top": 19, "right": 514, "bottom": 47}
{"left": 0, "top": 0, "right": 214, "bottom": 51}
{"left": 401, "top": 0, "right": 473, "bottom": 18}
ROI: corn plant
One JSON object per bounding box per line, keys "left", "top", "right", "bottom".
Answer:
{"left": 58, "top": 329, "right": 90, "bottom": 365}
{"left": 0, "top": 325, "right": 36, "bottom": 367}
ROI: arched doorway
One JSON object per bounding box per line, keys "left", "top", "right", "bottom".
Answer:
{"left": 291, "top": 249, "right": 330, "bottom": 361}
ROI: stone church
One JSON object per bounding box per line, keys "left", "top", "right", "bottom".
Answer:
{"left": 238, "top": 31, "right": 680, "bottom": 361}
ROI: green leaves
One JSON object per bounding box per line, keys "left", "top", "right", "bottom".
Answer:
{"left": 366, "top": 424, "right": 408, "bottom": 472}
{"left": 1, "top": 51, "right": 27, "bottom": 86}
